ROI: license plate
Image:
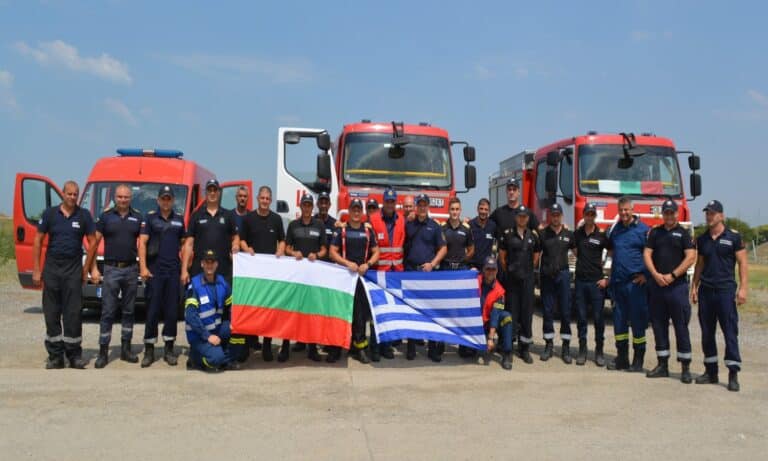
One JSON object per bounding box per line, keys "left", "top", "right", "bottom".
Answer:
{"left": 430, "top": 198, "right": 444, "bottom": 208}
{"left": 651, "top": 205, "right": 662, "bottom": 217}
{"left": 96, "top": 287, "right": 102, "bottom": 298}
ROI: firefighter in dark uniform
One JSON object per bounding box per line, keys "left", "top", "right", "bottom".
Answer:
{"left": 479, "top": 256, "right": 513, "bottom": 370}
{"left": 469, "top": 198, "right": 497, "bottom": 270}
{"left": 232, "top": 185, "right": 250, "bottom": 231}
{"left": 498, "top": 205, "right": 541, "bottom": 364}
{"left": 490, "top": 178, "right": 540, "bottom": 237}
{"left": 138, "top": 185, "right": 186, "bottom": 367}
{"left": 692, "top": 200, "right": 749, "bottom": 392}
{"left": 314, "top": 191, "right": 337, "bottom": 261}
{"left": 443, "top": 197, "right": 476, "bottom": 358}
{"left": 643, "top": 199, "right": 697, "bottom": 383}
{"left": 539, "top": 202, "right": 576, "bottom": 364}
{"left": 285, "top": 194, "right": 328, "bottom": 362}
{"left": 85, "top": 184, "right": 142, "bottom": 368}
{"left": 404, "top": 193, "right": 447, "bottom": 361}
{"left": 329, "top": 198, "right": 380, "bottom": 363}
{"left": 33, "top": 180, "right": 96, "bottom": 369}
{"left": 239, "top": 185, "right": 286, "bottom": 362}
{"left": 573, "top": 202, "right": 609, "bottom": 366}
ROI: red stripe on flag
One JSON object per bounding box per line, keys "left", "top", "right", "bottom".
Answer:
{"left": 231, "top": 305, "right": 351, "bottom": 349}
{"left": 641, "top": 181, "right": 663, "bottom": 194}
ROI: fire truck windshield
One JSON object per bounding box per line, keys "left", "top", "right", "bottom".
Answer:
{"left": 80, "top": 182, "right": 188, "bottom": 217}
{"left": 578, "top": 144, "right": 682, "bottom": 197}
{"left": 343, "top": 133, "right": 452, "bottom": 189}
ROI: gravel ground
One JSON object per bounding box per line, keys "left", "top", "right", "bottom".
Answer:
{"left": 0, "top": 260, "right": 766, "bottom": 460}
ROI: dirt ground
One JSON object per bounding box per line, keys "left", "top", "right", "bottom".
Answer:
{"left": 0, "top": 261, "right": 766, "bottom": 461}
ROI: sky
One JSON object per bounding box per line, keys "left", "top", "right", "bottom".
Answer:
{"left": 1, "top": 0, "right": 766, "bottom": 225}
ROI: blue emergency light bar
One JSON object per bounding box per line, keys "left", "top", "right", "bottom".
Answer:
{"left": 116, "top": 148, "right": 184, "bottom": 158}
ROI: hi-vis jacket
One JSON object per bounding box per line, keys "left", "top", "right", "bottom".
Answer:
{"left": 184, "top": 273, "right": 232, "bottom": 343}
{"left": 369, "top": 212, "right": 405, "bottom": 271}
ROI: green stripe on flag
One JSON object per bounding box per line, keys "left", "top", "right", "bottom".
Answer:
{"left": 233, "top": 276, "right": 354, "bottom": 322}
{"left": 620, "top": 181, "right": 642, "bottom": 194}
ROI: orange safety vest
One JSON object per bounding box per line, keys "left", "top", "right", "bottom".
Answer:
{"left": 369, "top": 212, "right": 405, "bottom": 271}
{"left": 478, "top": 274, "right": 505, "bottom": 324}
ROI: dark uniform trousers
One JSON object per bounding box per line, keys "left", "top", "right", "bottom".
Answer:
{"left": 99, "top": 264, "right": 138, "bottom": 345}
{"left": 144, "top": 271, "right": 180, "bottom": 344}
{"left": 698, "top": 285, "right": 741, "bottom": 372}
{"left": 611, "top": 280, "right": 648, "bottom": 353}
{"left": 541, "top": 268, "right": 572, "bottom": 341}
{"left": 505, "top": 274, "right": 535, "bottom": 345}
{"left": 575, "top": 280, "right": 606, "bottom": 343}
{"left": 648, "top": 281, "right": 692, "bottom": 362}
{"left": 352, "top": 279, "right": 371, "bottom": 350}
{"left": 42, "top": 256, "right": 84, "bottom": 359}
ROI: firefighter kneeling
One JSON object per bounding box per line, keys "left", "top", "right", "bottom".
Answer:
{"left": 479, "top": 256, "right": 513, "bottom": 370}
{"left": 184, "top": 249, "right": 239, "bottom": 372}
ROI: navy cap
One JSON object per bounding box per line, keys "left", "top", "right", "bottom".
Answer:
{"left": 300, "top": 194, "right": 314, "bottom": 205}
{"left": 366, "top": 198, "right": 379, "bottom": 209}
{"left": 661, "top": 199, "right": 678, "bottom": 213}
{"left": 317, "top": 191, "right": 331, "bottom": 201}
{"left": 349, "top": 198, "right": 364, "bottom": 209}
{"left": 158, "top": 185, "right": 174, "bottom": 198}
{"left": 506, "top": 178, "right": 520, "bottom": 188}
{"left": 383, "top": 187, "right": 397, "bottom": 202}
{"left": 205, "top": 179, "right": 220, "bottom": 190}
{"left": 483, "top": 256, "right": 498, "bottom": 270}
{"left": 415, "top": 193, "right": 430, "bottom": 204}
{"left": 202, "top": 249, "right": 217, "bottom": 261}
{"left": 583, "top": 202, "right": 597, "bottom": 214}
{"left": 703, "top": 200, "right": 723, "bottom": 213}
{"left": 549, "top": 203, "right": 563, "bottom": 214}
{"left": 515, "top": 205, "right": 529, "bottom": 216}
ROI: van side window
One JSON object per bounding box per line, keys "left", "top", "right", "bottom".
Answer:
{"left": 285, "top": 137, "right": 325, "bottom": 193}
{"left": 535, "top": 159, "right": 548, "bottom": 204}
{"left": 22, "top": 178, "right": 59, "bottom": 223}
{"left": 559, "top": 153, "right": 573, "bottom": 203}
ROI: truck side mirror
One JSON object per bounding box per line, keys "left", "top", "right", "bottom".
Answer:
{"left": 690, "top": 173, "right": 702, "bottom": 198}
{"left": 688, "top": 154, "right": 700, "bottom": 171}
{"left": 317, "top": 152, "right": 332, "bottom": 181}
{"left": 546, "top": 151, "right": 559, "bottom": 166}
{"left": 285, "top": 132, "right": 301, "bottom": 145}
{"left": 276, "top": 200, "right": 289, "bottom": 213}
{"left": 464, "top": 164, "right": 477, "bottom": 190}
{"left": 316, "top": 132, "right": 331, "bottom": 151}
{"left": 463, "top": 146, "right": 476, "bottom": 162}
{"left": 545, "top": 169, "right": 557, "bottom": 197}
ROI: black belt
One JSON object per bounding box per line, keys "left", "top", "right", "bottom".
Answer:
{"left": 104, "top": 260, "right": 136, "bottom": 268}
{"left": 445, "top": 262, "right": 467, "bottom": 270}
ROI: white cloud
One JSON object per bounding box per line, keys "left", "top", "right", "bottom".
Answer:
{"left": 0, "top": 69, "right": 19, "bottom": 112}
{"left": 472, "top": 64, "right": 495, "bottom": 81}
{"left": 103, "top": 98, "right": 137, "bottom": 125}
{"left": 0, "top": 70, "right": 13, "bottom": 87}
{"left": 14, "top": 40, "right": 132, "bottom": 84}
{"left": 747, "top": 89, "right": 768, "bottom": 108}
{"left": 167, "top": 54, "right": 312, "bottom": 83}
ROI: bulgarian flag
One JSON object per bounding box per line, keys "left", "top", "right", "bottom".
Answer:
{"left": 598, "top": 180, "right": 664, "bottom": 194}
{"left": 231, "top": 253, "right": 358, "bottom": 349}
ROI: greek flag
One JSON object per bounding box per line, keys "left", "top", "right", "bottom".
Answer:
{"left": 364, "top": 270, "right": 486, "bottom": 351}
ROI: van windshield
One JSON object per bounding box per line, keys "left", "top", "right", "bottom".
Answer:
{"left": 81, "top": 182, "right": 188, "bottom": 217}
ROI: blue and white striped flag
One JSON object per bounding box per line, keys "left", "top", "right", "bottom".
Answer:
{"left": 363, "top": 270, "right": 487, "bottom": 351}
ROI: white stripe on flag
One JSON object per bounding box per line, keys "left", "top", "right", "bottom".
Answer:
{"left": 401, "top": 279, "right": 480, "bottom": 291}
{"left": 407, "top": 298, "right": 481, "bottom": 309}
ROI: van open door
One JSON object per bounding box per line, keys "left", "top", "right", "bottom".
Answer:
{"left": 13, "top": 173, "right": 63, "bottom": 289}
{"left": 220, "top": 180, "right": 254, "bottom": 211}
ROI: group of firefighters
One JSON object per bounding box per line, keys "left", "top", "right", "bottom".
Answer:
{"left": 32, "top": 177, "right": 749, "bottom": 391}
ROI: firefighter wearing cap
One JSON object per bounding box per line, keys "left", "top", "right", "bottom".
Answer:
{"left": 367, "top": 187, "right": 405, "bottom": 360}
{"left": 606, "top": 196, "right": 650, "bottom": 372}
{"left": 184, "top": 249, "right": 237, "bottom": 372}
{"left": 643, "top": 199, "right": 697, "bottom": 383}
{"left": 139, "top": 184, "right": 187, "bottom": 367}
{"left": 404, "top": 193, "right": 448, "bottom": 361}
{"left": 573, "top": 202, "right": 609, "bottom": 366}
{"left": 469, "top": 198, "right": 497, "bottom": 270}
{"left": 329, "top": 198, "right": 380, "bottom": 363}
{"left": 478, "top": 256, "right": 513, "bottom": 370}
{"left": 33, "top": 180, "right": 96, "bottom": 369}
{"left": 498, "top": 204, "right": 541, "bottom": 363}
{"left": 285, "top": 194, "right": 328, "bottom": 362}
{"left": 366, "top": 198, "right": 379, "bottom": 217}
{"left": 692, "top": 200, "right": 748, "bottom": 392}
{"left": 314, "top": 191, "right": 337, "bottom": 262}
{"left": 490, "top": 178, "right": 540, "bottom": 238}
{"left": 539, "top": 202, "right": 576, "bottom": 364}
{"left": 239, "top": 185, "right": 286, "bottom": 362}
{"left": 84, "top": 183, "right": 142, "bottom": 368}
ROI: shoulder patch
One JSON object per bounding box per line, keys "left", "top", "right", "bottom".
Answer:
{"left": 730, "top": 228, "right": 740, "bottom": 234}
{"left": 148, "top": 210, "right": 156, "bottom": 215}
{"left": 364, "top": 222, "right": 372, "bottom": 230}
{"left": 462, "top": 222, "right": 470, "bottom": 229}
{"left": 532, "top": 230, "right": 539, "bottom": 237}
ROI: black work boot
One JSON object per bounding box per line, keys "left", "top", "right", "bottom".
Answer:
{"left": 646, "top": 356, "right": 669, "bottom": 378}
{"left": 307, "top": 344, "right": 322, "bottom": 362}
{"left": 728, "top": 370, "right": 740, "bottom": 392}
{"left": 163, "top": 341, "right": 178, "bottom": 366}
{"left": 69, "top": 356, "right": 87, "bottom": 369}
{"left": 695, "top": 366, "right": 719, "bottom": 384}
{"left": 427, "top": 344, "right": 442, "bottom": 363}
{"left": 380, "top": 344, "right": 395, "bottom": 360}
{"left": 540, "top": 339, "right": 554, "bottom": 361}
{"left": 45, "top": 355, "right": 66, "bottom": 370}
{"left": 352, "top": 347, "right": 370, "bottom": 364}
{"left": 561, "top": 340, "right": 572, "bottom": 364}
{"left": 262, "top": 338, "right": 274, "bottom": 362}
{"left": 607, "top": 343, "right": 629, "bottom": 371}
{"left": 519, "top": 343, "right": 533, "bottom": 364}
{"left": 277, "top": 340, "right": 290, "bottom": 363}
{"left": 595, "top": 341, "right": 606, "bottom": 367}
{"left": 680, "top": 361, "right": 692, "bottom": 384}
{"left": 121, "top": 340, "right": 138, "bottom": 363}
{"left": 370, "top": 341, "right": 381, "bottom": 363}
{"left": 291, "top": 342, "right": 307, "bottom": 352}
{"left": 627, "top": 348, "right": 645, "bottom": 372}
{"left": 406, "top": 341, "right": 416, "bottom": 360}
{"left": 95, "top": 344, "right": 109, "bottom": 369}
{"left": 576, "top": 339, "right": 587, "bottom": 366}
{"left": 325, "top": 346, "right": 341, "bottom": 363}
{"left": 501, "top": 352, "right": 512, "bottom": 370}
{"left": 141, "top": 344, "right": 154, "bottom": 368}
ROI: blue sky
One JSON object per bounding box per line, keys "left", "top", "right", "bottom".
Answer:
{"left": 1, "top": 0, "right": 766, "bottom": 225}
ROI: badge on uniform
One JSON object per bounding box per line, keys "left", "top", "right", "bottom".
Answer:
{"left": 199, "top": 219, "right": 208, "bottom": 224}
{"left": 219, "top": 217, "right": 225, "bottom": 224}
{"left": 378, "top": 233, "right": 384, "bottom": 239}
{"left": 486, "top": 233, "right": 492, "bottom": 240}
{"left": 200, "top": 295, "right": 210, "bottom": 304}
{"left": 128, "top": 216, "right": 138, "bottom": 222}
{"left": 72, "top": 221, "right": 80, "bottom": 229}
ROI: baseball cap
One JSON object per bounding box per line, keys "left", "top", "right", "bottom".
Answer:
{"left": 205, "top": 179, "right": 220, "bottom": 190}
{"left": 383, "top": 187, "right": 397, "bottom": 202}
{"left": 702, "top": 200, "right": 723, "bottom": 213}
{"left": 366, "top": 198, "right": 379, "bottom": 209}
{"left": 583, "top": 202, "right": 597, "bottom": 214}
{"left": 202, "top": 249, "right": 217, "bottom": 261}
{"left": 300, "top": 194, "right": 314, "bottom": 205}
{"left": 415, "top": 193, "right": 430, "bottom": 204}
{"left": 349, "top": 198, "right": 364, "bottom": 209}
{"left": 506, "top": 178, "right": 520, "bottom": 189}
{"left": 157, "top": 185, "right": 174, "bottom": 198}
{"left": 317, "top": 191, "right": 331, "bottom": 201}
{"left": 515, "top": 205, "right": 529, "bottom": 216}
{"left": 661, "top": 199, "right": 678, "bottom": 213}
{"left": 549, "top": 203, "right": 563, "bottom": 214}
{"left": 483, "top": 256, "right": 498, "bottom": 270}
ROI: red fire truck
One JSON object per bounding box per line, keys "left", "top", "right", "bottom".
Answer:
{"left": 275, "top": 120, "right": 477, "bottom": 224}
